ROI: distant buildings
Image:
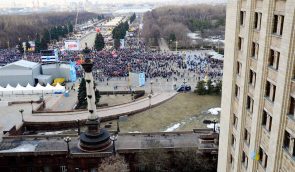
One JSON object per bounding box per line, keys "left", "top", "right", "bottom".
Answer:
{"left": 218, "top": 0, "right": 295, "bottom": 172}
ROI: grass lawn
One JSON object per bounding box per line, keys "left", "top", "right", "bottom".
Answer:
{"left": 102, "top": 93, "right": 221, "bottom": 132}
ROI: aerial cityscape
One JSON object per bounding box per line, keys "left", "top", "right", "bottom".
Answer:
{"left": 0, "top": 0, "right": 293, "bottom": 172}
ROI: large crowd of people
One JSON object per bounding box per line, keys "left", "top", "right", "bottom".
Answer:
{"left": 0, "top": 31, "right": 223, "bottom": 84}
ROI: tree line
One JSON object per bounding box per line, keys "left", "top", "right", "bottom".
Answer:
{"left": 141, "top": 4, "right": 226, "bottom": 47}
{"left": 0, "top": 12, "right": 97, "bottom": 49}
{"left": 130, "top": 13, "right": 136, "bottom": 23}
{"left": 112, "top": 21, "right": 129, "bottom": 49}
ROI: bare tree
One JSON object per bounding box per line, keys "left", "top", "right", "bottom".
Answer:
{"left": 98, "top": 155, "right": 130, "bottom": 172}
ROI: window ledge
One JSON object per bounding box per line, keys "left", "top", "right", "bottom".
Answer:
{"left": 254, "top": 28, "right": 260, "bottom": 32}
{"left": 264, "top": 97, "right": 274, "bottom": 105}
{"left": 268, "top": 65, "right": 278, "bottom": 72}
{"left": 271, "top": 34, "right": 282, "bottom": 38}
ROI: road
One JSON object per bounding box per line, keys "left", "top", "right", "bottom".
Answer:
{"left": 158, "top": 38, "right": 170, "bottom": 52}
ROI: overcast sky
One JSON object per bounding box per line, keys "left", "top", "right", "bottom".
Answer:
{"left": 0, "top": 0, "right": 226, "bottom": 6}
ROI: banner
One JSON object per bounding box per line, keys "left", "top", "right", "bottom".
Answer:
{"left": 64, "top": 40, "right": 80, "bottom": 51}
{"left": 69, "top": 61, "right": 77, "bottom": 82}
{"left": 120, "top": 39, "right": 125, "bottom": 49}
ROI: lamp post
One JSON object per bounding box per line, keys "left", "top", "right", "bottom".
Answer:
{"left": 203, "top": 120, "right": 218, "bottom": 133}
{"left": 76, "top": 119, "right": 80, "bottom": 135}
{"left": 150, "top": 80, "right": 153, "bottom": 95}
{"left": 30, "top": 100, "right": 33, "bottom": 113}
{"left": 148, "top": 94, "right": 152, "bottom": 108}
{"left": 19, "top": 109, "right": 24, "bottom": 122}
{"left": 64, "top": 136, "right": 71, "bottom": 154}
{"left": 110, "top": 134, "right": 118, "bottom": 155}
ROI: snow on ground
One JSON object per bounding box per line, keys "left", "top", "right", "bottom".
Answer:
{"left": 164, "top": 123, "right": 181, "bottom": 132}
{"left": 37, "top": 130, "right": 71, "bottom": 135}
{"left": 0, "top": 143, "right": 37, "bottom": 152}
{"left": 207, "top": 107, "right": 221, "bottom": 115}
{"left": 207, "top": 123, "right": 220, "bottom": 133}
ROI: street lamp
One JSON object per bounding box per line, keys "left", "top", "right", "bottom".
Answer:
{"left": 203, "top": 120, "right": 218, "bottom": 133}
{"left": 148, "top": 94, "right": 152, "bottom": 108}
{"left": 76, "top": 119, "right": 80, "bottom": 135}
{"left": 19, "top": 109, "right": 24, "bottom": 122}
{"left": 110, "top": 134, "right": 118, "bottom": 155}
{"left": 30, "top": 100, "right": 33, "bottom": 113}
{"left": 64, "top": 136, "right": 72, "bottom": 155}
{"left": 150, "top": 80, "right": 153, "bottom": 95}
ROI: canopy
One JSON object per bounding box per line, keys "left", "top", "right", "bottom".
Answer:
{"left": 0, "top": 83, "right": 65, "bottom": 95}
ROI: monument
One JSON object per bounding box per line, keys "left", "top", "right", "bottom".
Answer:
{"left": 78, "top": 58, "right": 112, "bottom": 152}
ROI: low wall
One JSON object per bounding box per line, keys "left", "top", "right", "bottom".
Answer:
{"left": 23, "top": 93, "right": 177, "bottom": 131}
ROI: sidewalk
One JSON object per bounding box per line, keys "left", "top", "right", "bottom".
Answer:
{"left": 25, "top": 92, "right": 177, "bottom": 122}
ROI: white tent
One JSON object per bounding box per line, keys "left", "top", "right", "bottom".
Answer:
{"left": 0, "top": 83, "right": 66, "bottom": 95}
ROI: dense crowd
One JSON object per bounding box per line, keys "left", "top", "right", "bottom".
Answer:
{"left": 0, "top": 36, "right": 223, "bottom": 83}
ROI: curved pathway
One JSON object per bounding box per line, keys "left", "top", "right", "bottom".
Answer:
{"left": 25, "top": 92, "right": 177, "bottom": 122}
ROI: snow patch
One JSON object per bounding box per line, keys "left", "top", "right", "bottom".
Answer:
{"left": 164, "top": 123, "right": 181, "bottom": 132}
{"left": 0, "top": 143, "right": 37, "bottom": 152}
{"left": 207, "top": 107, "right": 221, "bottom": 115}
{"left": 207, "top": 123, "right": 220, "bottom": 132}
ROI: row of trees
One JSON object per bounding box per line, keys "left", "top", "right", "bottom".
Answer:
{"left": 98, "top": 148, "right": 217, "bottom": 172}
{"left": 112, "top": 21, "right": 129, "bottom": 40}
{"left": 94, "top": 33, "right": 105, "bottom": 51}
{"left": 195, "top": 80, "right": 222, "bottom": 95}
{"left": 141, "top": 4, "right": 226, "bottom": 47}
{"left": 130, "top": 13, "right": 136, "bottom": 23}
{"left": 112, "top": 21, "right": 129, "bottom": 49}
{"left": 34, "top": 23, "right": 74, "bottom": 52}
{"left": 76, "top": 78, "right": 101, "bottom": 109}
{"left": 0, "top": 12, "right": 97, "bottom": 49}
{"left": 97, "top": 14, "right": 105, "bottom": 20}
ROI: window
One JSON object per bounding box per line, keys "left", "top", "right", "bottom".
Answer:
{"left": 247, "top": 96, "right": 254, "bottom": 113}
{"left": 259, "top": 147, "right": 268, "bottom": 168}
{"left": 240, "top": 11, "right": 245, "bottom": 26}
{"left": 233, "top": 114, "right": 238, "bottom": 128}
{"left": 262, "top": 110, "right": 272, "bottom": 132}
{"left": 230, "top": 154, "right": 234, "bottom": 168}
{"left": 237, "top": 61, "right": 242, "bottom": 75}
{"left": 238, "top": 37, "right": 243, "bottom": 51}
{"left": 283, "top": 131, "right": 290, "bottom": 149}
{"left": 242, "top": 151, "right": 248, "bottom": 168}
{"left": 265, "top": 81, "right": 276, "bottom": 102}
{"left": 231, "top": 134, "right": 236, "bottom": 148}
{"left": 244, "top": 128, "right": 250, "bottom": 145}
{"left": 251, "top": 42, "right": 259, "bottom": 59}
{"left": 269, "top": 49, "right": 280, "bottom": 70}
{"left": 280, "top": 15, "right": 284, "bottom": 35}
{"left": 273, "top": 15, "right": 284, "bottom": 36}
{"left": 60, "top": 166, "right": 67, "bottom": 172}
{"left": 273, "top": 15, "right": 278, "bottom": 33}
{"left": 235, "top": 84, "right": 240, "bottom": 98}
{"left": 254, "top": 12, "right": 262, "bottom": 30}
{"left": 283, "top": 131, "right": 295, "bottom": 157}
{"left": 289, "top": 96, "right": 295, "bottom": 118}
{"left": 249, "top": 69, "right": 256, "bottom": 87}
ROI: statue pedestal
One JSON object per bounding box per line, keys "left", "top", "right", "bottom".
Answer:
{"left": 79, "top": 118, "right": 112, "bottom": 152}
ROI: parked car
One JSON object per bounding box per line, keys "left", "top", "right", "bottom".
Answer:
{"left": 176, "top": 85, "right": 191, "bottom": 92}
